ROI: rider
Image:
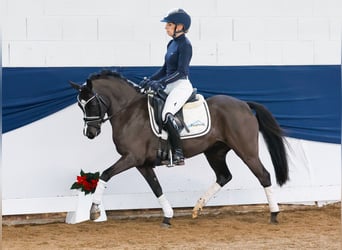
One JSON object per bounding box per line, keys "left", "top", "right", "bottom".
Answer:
{"left": 142, "top": 8, "right": 193, "bottom": 165}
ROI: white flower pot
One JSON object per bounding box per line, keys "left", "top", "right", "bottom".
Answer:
{"left": 65, "top": 191, "right": 107, "bottom": 224}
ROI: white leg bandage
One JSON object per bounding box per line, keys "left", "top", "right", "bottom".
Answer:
{"left": 92, "top": 179, "right": 107, "bottom": 205}
{"left": 195, "top": 182, "right": 222, "bottom": 208}
{"left": 264, "top": 186, "right": 279, "bottom": 213}
{"left": 158, "top": 194, "right": 174, "bottom": 218}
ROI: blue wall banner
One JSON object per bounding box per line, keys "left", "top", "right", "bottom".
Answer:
{"left": 2, "top": 65, "right": 341, "bottom": 143}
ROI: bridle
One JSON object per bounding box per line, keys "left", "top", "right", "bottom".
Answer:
{"left": 77, "top": 91, "right": 112, "bottom": 128}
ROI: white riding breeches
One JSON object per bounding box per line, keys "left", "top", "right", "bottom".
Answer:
{"left": 162, "top": 79, "right": 193, "bottom": 121}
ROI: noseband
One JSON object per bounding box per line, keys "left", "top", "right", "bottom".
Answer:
{"left": 77, "top": 92, "right": 112, "bottom": 127}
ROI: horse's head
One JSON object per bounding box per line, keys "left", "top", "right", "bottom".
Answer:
{"left": 70, "top": 79, "right": 111, "bottom": 139}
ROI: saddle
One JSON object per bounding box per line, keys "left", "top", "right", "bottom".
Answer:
{"left": 147, "top": 88, "right": 211, "bottom": 140}
{"left": 148, "top": 88, "right": 198, "bottom": 134}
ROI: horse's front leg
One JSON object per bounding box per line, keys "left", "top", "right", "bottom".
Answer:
{"left": 90, "top": 154, "right": 140, "bottom": 221}
{"left": 137, "top": 165, "right": 174, "bottom": 228}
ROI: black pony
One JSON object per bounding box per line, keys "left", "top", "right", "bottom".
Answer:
{"left": 70, "top": 70, "right": 289, "bottom": 226}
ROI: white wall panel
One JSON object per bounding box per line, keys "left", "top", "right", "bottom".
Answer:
{"left": 45, "top": 0, "right": 150, "bottom": 16}
{"left": 111, "top": 41, "right": 150, "bottom": 66}
{"left": 45, "top": 0, "right": 95, "bottom": 16}
{"left": 149, "top": 0, "right": 184, "bottom": 17}
{"left": 2, "top": 42, "right": 9, "bottom": 65}
{"left": 27, "top": 17, "right": 63, "bottom": 41}
{"left": 8, "top": 42, "right": 47, "bottom": 66}
{"left": 191, "top": 41, "right": 217, "bottom": 65}
{"left": 330, "top": 18, "right": 342, "bottom": 40}
{"left": 5, "top": 0, "right": 45, "bottom": 16}
{"left": 282, "top": 41, "right": 314, "bottom": 65}
{"left": 182, "top": 1, "right": 218, "bottom": 17}
{"left": 217, "top": 0, "right": 313, "bottom": 17}
{"left": 185, "top": 17, "right": 200, "bottom": 41}
{"left": 133, "top": 17, "right": 167, "bottom": 42}
{"left": 262, "top": 42, "right": 284, "bottom": 64}
{"left": 262, "top": 0, "right": 313, "bottom": 17}
{"left": 233, "top": 18, "right": 298, "bottom": 41}
{"left": 62, "top": 17, "right": 98, "bottom": 41}
{"left": 264, "top": 18, "right": 298, "bottom": 41}
{"left": 217, "top": 41, "right": 250, "bottom": 65}
{"left": 298, "top": 18, "right": 330, "bottom": 41}
{"left": 217, "top": 0, "right": 263, "bottom": 17}
{"left": 44, "top": 41, "right": 150, "bottom": 66}
{"left": 200, "top": 17, "right": 233, "bottom": 42}
{"left": 98, "top": 17, "right": 135, "bottom": 41}
{"left": 250, "top": 41, "right": 283, "bottom": 65}
{"left": 233, "top": 18, "right": 264, "bottom": 41}
{"left": 2, "top": 0, "right": 341, "bottom": 66}
{"left": 313, "top": 0, "right": 342, "bottom": 17}
{"left": 2, "top": 17, "right": 27, "bottom": 41}
{"left": 45, "top": 42, "right": 107, "bottom": 66}
{"left": 150, "top": 40, "right": 169, "bottom": 65}
{"left": 314, "top": 41, "right": 341, "bottom": 64}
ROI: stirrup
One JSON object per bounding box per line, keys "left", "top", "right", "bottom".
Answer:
{"left": 173, "top": 149, "right": 185, "bottom": 166}
{"left": 173, "top": 156, "right": 185, "bottom": 166}
{"left": 167, "top": 149, "right": 185, "bottom": 167}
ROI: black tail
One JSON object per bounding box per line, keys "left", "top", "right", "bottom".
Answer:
{"left": 247, "top": 102, "right": 289, "bottom": 186}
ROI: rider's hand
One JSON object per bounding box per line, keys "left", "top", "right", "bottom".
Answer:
{"left": 139, "top": 77, "right": 151, "bottom": 89}
{"left": 149, "top": 80, "right": 164, "bottom": 92}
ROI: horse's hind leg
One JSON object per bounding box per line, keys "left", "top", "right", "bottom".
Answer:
{"left": 242, "top": 156, "right": 280, "bottom": 224}
{"left": 192, "top": 142, "right": 232, "bottom": 218}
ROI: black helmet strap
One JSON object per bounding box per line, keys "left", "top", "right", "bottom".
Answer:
{"left": 172, "top": 23, "right": 184, "bottom": 37}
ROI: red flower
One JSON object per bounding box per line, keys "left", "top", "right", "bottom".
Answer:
{"left": 77, "top": 175, "right": 87, "bottom": 185}
{"left": 71, "top": 170, "right": 100, "bottom": 195}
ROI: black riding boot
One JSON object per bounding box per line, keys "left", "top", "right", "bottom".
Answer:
{"left": 164, "top": 114, "right": 184, "bottom": 165}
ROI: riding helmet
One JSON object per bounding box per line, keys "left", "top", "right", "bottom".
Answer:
{"left": 161, "top": 9, "right": 191, "bottom": 32}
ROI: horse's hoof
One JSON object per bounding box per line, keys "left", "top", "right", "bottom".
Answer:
{"left": 192, "top": 207, "right": 202, "bottom": 219}
{"left": 160, "top": 217, "right": 172, "bottom": 228}
{"left": 90, "top": 203, "right": 101, "bottom": 221}
{"left": 270, "top": 211, "right": 279, "bottom": 224}
{"left": 192, "top": 210, "right": 198, "bottom": 219}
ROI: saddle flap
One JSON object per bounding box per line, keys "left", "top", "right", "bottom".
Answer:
{"left": 148, "top": 94, "right": 164, "bottom": 133}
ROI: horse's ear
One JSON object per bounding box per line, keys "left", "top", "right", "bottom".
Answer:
{"left": 86, "top": 79, "right": 93, "bottom": 90}
{"left": 69, "top": 81, "right": 81, "bottom": 91}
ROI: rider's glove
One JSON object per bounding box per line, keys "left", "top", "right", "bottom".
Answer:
{"left": 149, "top": 80, "right": 165, "bottom": 92}
{"left": 139, "top": 77, "right": 151, "bottom": 89}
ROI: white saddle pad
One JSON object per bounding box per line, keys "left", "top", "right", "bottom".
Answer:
{"left": 148, "top": 94, "right": 211, "bottom": 140}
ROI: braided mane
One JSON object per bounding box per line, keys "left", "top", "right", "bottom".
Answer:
{"left": 88, "top": 69, "right": 127, "bottom": 81}
{"left": 87, "top": 69, "right": 141, "bottom": 92}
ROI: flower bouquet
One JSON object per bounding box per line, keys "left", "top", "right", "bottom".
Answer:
{"left": 70, "top": 169, "right": 100, "bottom": 195}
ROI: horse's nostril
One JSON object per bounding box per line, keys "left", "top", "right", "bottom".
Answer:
{"left": 87, "top": 133, "right": 95, "bottom": 139}
{"left": 85, "top": 130, "right": 95, "bottom": 139}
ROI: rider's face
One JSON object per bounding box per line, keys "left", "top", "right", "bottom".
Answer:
{"left": 165, "top": 22, "right": 183, "bottom": 37}
{"left": 165, "top": 22, "right": 175, "bottom": 37}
